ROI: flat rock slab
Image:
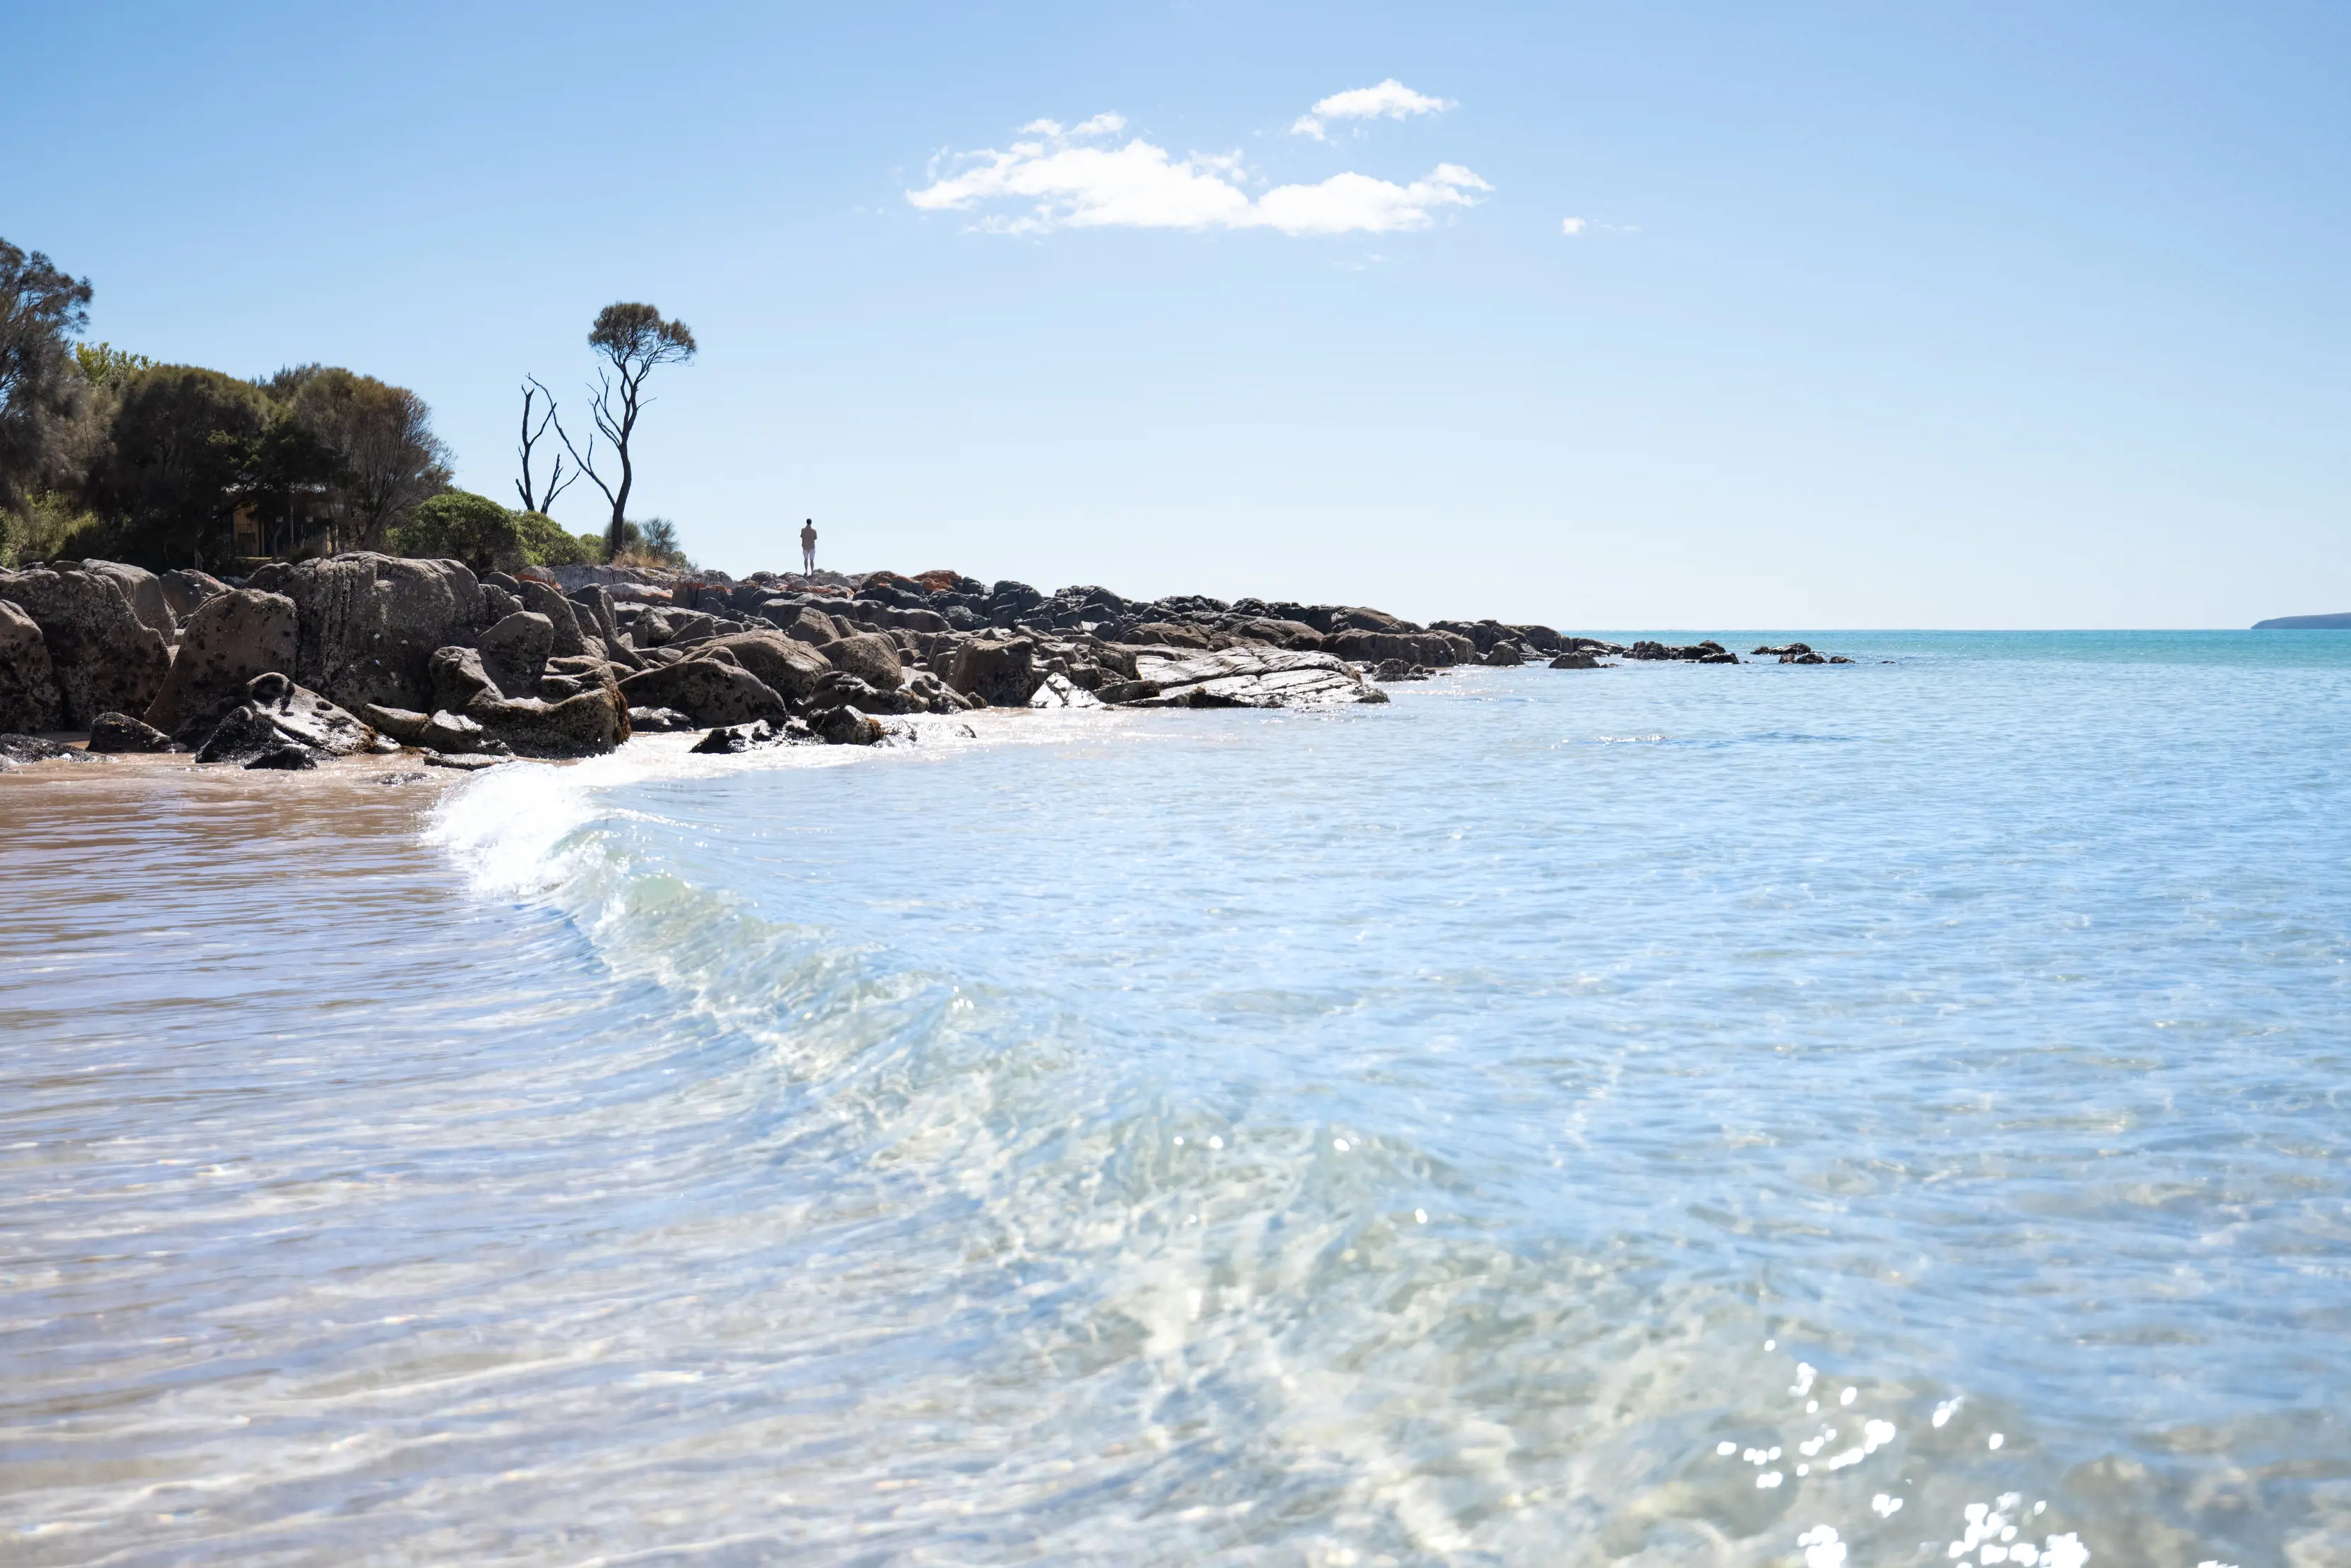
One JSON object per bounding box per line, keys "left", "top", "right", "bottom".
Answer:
{"left": 1103, "top": 648, "right": 1389, "bottom": 710}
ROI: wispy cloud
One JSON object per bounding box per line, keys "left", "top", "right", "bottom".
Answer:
{"left": 1291, "top": 79, "right": 1454, "bottom": 140}
{"left": 1561, "top": 217, "right": 1586, "bottom": 236}
{"left": 907, "top": 116, "right": 1489, "bottom": 237}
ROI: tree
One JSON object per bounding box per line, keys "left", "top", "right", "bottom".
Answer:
{"left": 282, "top": 367, "right": 453, "bottom": 550}
{"left": 515, "top": 377, "right": 576, "bottom": 515}
{"left": 80, "top": 366, "right": 272, "bottom": 568}
{"left": 551, "top": 302, "right": 696, "bottom": 560}
{"left": 0, "top": 239, "right": 94, "bottom": 512}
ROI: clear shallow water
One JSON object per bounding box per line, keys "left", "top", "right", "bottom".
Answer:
{"left": 4, "top": 631, "right": 2350, "bottom": 1566}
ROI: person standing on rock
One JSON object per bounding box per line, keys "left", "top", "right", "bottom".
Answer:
{"left": 800, "top": 518, "right": 818, "bottom": 575}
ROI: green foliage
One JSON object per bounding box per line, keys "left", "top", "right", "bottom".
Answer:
{"left": 73, "top": 342, "right": 151, "bottom": 389}
{"left": 390, "top": 490, "right": 522, "bottom": 575}
{"left": 513, "top": 509, "right": 597, "bottom": 568}
{"left": 1, "top": 238, "right": 95, "bottom": 511}
{"left": 0, "top": 491, "right": 105, "bottom": 568}
{"left": 390, "top": 495, "right": 606, "bottom": 575}
{"left": 78, "top": 365, "right": 272, "bottom": 568}
{"left": 615, "top": 515, "right": 690, "bottom": 568}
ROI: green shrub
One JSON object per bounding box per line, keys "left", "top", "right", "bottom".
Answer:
{"left": 390, "top": 490, "right": 522, "bottom": 574}
{"left": 513, "top": 510, "right": 597, "bottom": 568}
{"left": 0, "top": 492, "right": 108, "bottom": 568}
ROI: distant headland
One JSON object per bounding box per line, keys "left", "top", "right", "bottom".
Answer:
{"left": 2252, "top": 612, "right": 2351, "bottom": 629}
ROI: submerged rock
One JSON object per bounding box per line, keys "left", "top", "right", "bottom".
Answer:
{"left": 1548, "top": 652, "right": 1607, "bottom": 669}
{"left": 86, "top": 712, "right": 175, "bottom": 753}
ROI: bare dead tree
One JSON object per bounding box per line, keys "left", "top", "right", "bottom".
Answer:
{"left": 547, "top": 303, "right": 696, "bottom": 559}
{"left": 515, "top": 377, "right": 577, "bottom": 514}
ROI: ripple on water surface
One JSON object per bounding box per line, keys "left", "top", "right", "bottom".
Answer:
{"left": 2, "top": 633, "right": 2348, "bottom": 1565}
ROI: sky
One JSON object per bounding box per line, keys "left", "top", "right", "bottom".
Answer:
{"left": 6, "top": 1, "right": 2347, "bottom": 628}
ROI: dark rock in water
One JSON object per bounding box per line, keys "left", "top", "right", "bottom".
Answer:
{"left": 0, "top": 598, "right": 61, "bottom": 734}
{"left": 478, "top": 611, "right": 554, "bottom": 696}
{"left": 811, "top": 704, "right": 884, "bottom": 746}
{"left": 1829, "top": 655, "right": 1853, "bottom": 664}
{"left": 1548, "top": 652, "right": 1605, "bottom": 669}
{"left": 1371, "top": 657, "right": 1430, "bottom": 681}
{"left": 0, "top": 732, "right": 89, "bottom": 767}
{"left": 1628, "top": 640, "right": 1737, "bottom": 664}
{"left": 0, "top": 566, "right": 171, "bottom": 728}
{"left": 421, "top": 750, "right": 508, "bottom": 771}
{"left": 1101, "top": 647, "right": 1389, "bottom": 709}
{"left": 822, "top": 630, "right": 907, "bottom": 693}
{"left": 371, "top": 770, "right": 428, "bottom": 786}
{"left": 947, "top": 635, "right": 1040, "bottom": 707}
{"left": 87, "top": 712, "right": 175, "bottom": 753}
{"left": 465, "top": 689, "right": 628, "bottom": 757}
{"left": 191, "top": 674, "right": 376, "bottom": 763}
{"left": 143, "top": 589, "right": 298, "bottom": 736}
{"left": 618, "top": 659, "right": 789, "bottom": 726}
{"left": 626, "top": 705, "right": 698, "bottom": 733}
{"left": 690, "top": 720, "right": 789, "bottom": 754}
{"left": 1783, "top": 652, "right": 1826, "bottom": 664}
{"left": 241, "top": 672, "right": 376, "bottom": 754}
{"left": 196, "top": 704, "right": 282, "bottom": 764}
{"left": 1482, "top": 642, "right": 1526, "bottom": 667}
{"left": 1753, "top": 643, "right": 1812, "bottom": 657}
{"left": 243, "top": 743, "right": 319, "bottom": 771}
{"left": 700, "top": 631, "right": 833, "bottom": 701}
{"left": 361, "top": 704, "right": 492, "bottom": 753}
{"left": 1326, "top": 627, "right": 1473, "bottom": 667}
{"left": 2253, "top": 612, "right": 2351, "bottom": 629}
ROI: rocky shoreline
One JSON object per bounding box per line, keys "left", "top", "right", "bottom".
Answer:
{"left": 0, "top": 554, "right": 1848, "bottom": 773}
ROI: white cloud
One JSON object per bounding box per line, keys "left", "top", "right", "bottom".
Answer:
{"left": 1561, "top": 217, "right": 1586, "bottom": 236}
{"left": 907, "top": 120, "right": 1490, "bottom": 236}
{"left": 1292, "top": 79, "right": 1454, "bottom": 140}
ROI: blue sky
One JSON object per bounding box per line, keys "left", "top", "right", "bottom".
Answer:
{"left": 8, "top": 1, "right": 2347, "bottom": 626}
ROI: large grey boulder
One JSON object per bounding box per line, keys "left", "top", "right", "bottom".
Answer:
{"left": 0, "top": 599, "right": 61, "bottom": 734}
{"left": 1100, "top": 647, "right": 1389, "bottom": 710}
{"left": 568, "top": 585, "right": 639, "bottom": 668}
{"left": 946, "top": 635, "right": 1039, "bottom": 707}
{"left": 416, "top": 644, "right": 628, "bottom": 756}
{"left": 0, "top": 567, "right": 172, "bottom": 728}
{"left": 518, "top": 578, "right": 592, "bottom": 658}
{"left": 1324, "top": 627, "right": 1473, "bottom": 667}
{"left": 822, "top": 630, "right": 907, "bottom": 693}
{"left": 617, "top": 659, "right": 790, "bottom": 726}
{"left": 80, "top": 561, "right": 174, "bottom": 641}
{"left": 262, "top": 553, "right": 486, "bottom": 714}
{"left": 477, "top": 611, "right": 554, "bottom": 697}
{"left": 159, "top": 569, "right": 232, "bottom": 623}
{"left": 700, "top": 631, "right": 832, "bottom": 701}
{"left": 143, "top": 589, "right": 298, "bottom": 736}
{"left": 464, "top": 688, "right": 628, "bottom": 757}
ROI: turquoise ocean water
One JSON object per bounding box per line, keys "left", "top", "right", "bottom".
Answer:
{"left": 4, "top": 631, "right": 2348, "bottom": 1565}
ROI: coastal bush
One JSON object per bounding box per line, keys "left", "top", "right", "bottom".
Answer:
{"left": 0, "top": 491, "right": 106, "bottom": 567}
{"left": 513, "top": 509, "right": 599, "bottom": 568}
{"left": 610, "top": 516, "right": 691, "bottom": 570}
{"left": 392, "top": 490, "right": 522, "bottom": 574}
